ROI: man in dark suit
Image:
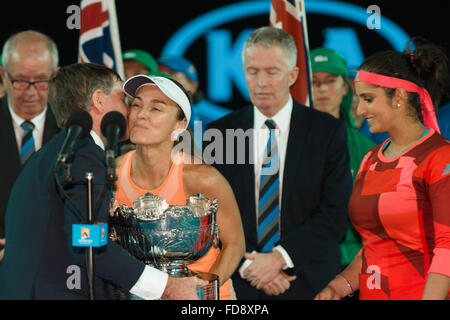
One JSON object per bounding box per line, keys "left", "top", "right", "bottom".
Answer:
{"left": 205, "top": 27, "right": 352, "bottom": 299}
{"left": 0, "top": 31, "right": 60, "bottom": 259}
{"left": 0, "top": 63, "right": 204, "bottom": 299}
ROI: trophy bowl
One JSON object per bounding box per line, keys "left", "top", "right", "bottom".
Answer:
{"left": 109, "top": 193, "right": 220, "bottom": 300}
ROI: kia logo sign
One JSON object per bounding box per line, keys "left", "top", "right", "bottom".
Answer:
{"left": 161, "top": 0, "right": 410, "bottom": 111}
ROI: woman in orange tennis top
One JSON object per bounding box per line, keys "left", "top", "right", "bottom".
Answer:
{"left": 315, "top": 39, "right": 450, "bottom": 300}
{"left": 114, "top": 75, "right": 245, "bottom": 299}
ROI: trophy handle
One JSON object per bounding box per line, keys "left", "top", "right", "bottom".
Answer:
{"left": 193, "top": 270, "right": 220, "bottom": 300}
{"left": 213, "top": 224, "right": 220, "bottom": 248}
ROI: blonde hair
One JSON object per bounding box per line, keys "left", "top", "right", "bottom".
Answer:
{"left": 242, "top": 26, "right": 297, "bottom": 70}
{"left": 2, "top": 30, "right": 59, "bottom": 71}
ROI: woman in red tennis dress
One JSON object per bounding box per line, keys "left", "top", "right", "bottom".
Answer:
{"left": 315, "top": 39, "right": 450, "bottom": 300}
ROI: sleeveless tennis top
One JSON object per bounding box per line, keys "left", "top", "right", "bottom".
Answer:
{"left": 114, "top": 150, "right": 186, "bottom": 206}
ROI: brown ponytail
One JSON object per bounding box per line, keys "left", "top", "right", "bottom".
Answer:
{"left": 405, "top": 37, "right": 450, "bottom": 108}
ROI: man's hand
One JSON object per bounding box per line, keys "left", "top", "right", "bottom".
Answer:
{"left": 262, "top": 271, "right": 296, "bottom": 296}
{"left": 161, "top": 276, "right": 208, "bottom": 300}
{"left": 243, "top": 251, "right": 286, "bottom": 289}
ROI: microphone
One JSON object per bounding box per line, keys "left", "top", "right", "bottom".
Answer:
{"left": 55, "top": 110, "right": 93, "bottom": 179}
{"left": 100, "top": 111, "right": 126, "bottom": 181}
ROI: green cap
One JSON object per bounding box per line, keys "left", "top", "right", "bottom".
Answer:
{"left": 145, "top": 70, "right": 172, "bottom": 79}
{"left": 310, "top": 48, "right": 349, "bottom": 77}
{"left": 310, "top": 48, "right": 357, "bottom": 129}
{"left": 122, "top": 49, "right": 158, "bottom": 73}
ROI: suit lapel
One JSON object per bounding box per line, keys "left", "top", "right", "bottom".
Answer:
{"left": 42, "top": 106, "right": 59, "bottom": 144}
{"left": 0, "top": 97, "right": 22, "bottom": 181}
{"left": 281, "top": 103, "right": 309, "bottom": 220}
{"left": 0, "top": 98, "right": 59, "bottom": 184}
{"left": 234, "top": 107, "right": 258, "bottom": 245}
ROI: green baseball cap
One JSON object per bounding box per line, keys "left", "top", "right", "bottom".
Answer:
{"left": 145, "top": 70, "right": 171, "bottom": 79}
{"left": 310, "top": 48, "right": 349, "bottom": 78}
{"left": 310, "top": 48, "right": 357, "bottom": 129}
{"left": 122, "top": 49, "right": 158, "bottom": 73}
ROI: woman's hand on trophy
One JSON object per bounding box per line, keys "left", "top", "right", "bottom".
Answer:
{"left": 162, "top": 276, "right": 208, "bottom": 300}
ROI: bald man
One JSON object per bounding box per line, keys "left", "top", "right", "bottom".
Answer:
{"left": 0, "top": 30, "right": 60, "bottom": 257}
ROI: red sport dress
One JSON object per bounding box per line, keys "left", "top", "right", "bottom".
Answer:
{"left": 349, "top": 129, "right": 450, "bottom": 300}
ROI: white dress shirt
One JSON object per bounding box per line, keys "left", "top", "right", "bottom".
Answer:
{"left": 90, "top": 130, "right": 168, "bottom": 300}
{"left": 9, "top": 103, "right": 47, "bottom": 153}
{"left": 239, "top": 96, "right": 295, "bottom": 279}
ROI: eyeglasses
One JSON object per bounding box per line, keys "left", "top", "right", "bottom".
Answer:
{"left": 5, "top": 72, "right": 53, "bottom": 91}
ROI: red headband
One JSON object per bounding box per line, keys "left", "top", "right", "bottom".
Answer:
{"left": 355, "top": 70, "right": 440, "bottom": 134}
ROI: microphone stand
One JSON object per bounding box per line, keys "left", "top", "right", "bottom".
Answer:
{"left": 85, "top": 172, "right": 95, "bottom": 300}
{"left": 83, "top": 163, "right": 116, "bottom": 301}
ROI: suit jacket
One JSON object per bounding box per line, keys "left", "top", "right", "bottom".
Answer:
{"left": 0, "top": 96, "right": 59, "bottom": 238}
{"left": 205, "top": 101, "right": 352, "bottom": 299}
{"left": 0, "top": 130, "right": 144, "bottom": 299}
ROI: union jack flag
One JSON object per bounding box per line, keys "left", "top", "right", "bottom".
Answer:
{"left": 270, "top": 0, "right": 312, "bottom": 107}
{"left": 78, "top": 0, "right": 124, "bottom": 78}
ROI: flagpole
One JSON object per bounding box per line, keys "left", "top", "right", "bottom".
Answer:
{"left": 108, "top": 0, "right": 124, "bottom": 79}
{"left": 299, "top": 0, "right": 313, "bottom": 107}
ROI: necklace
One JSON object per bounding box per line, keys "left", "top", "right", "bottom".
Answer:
{"left": 384, "top": 141, "right": 415, "bottom": 158}
{"left": 383, "top": 128, "right": 428, "bottom": 158}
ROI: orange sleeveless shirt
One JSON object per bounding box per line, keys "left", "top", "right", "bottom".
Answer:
{"left": 114, "top": 150, "right": 232, "bottom": 299}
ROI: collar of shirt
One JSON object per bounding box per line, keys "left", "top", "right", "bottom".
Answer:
{"left": 8, "top": 101, "right": 47, "bottom": 152}
{"left": 90, "top": 130, "right": 105, "bottom": 151}
{"left": 8, "top": 102, "right": 47, "bottom": 130}
{"left": 253, "top": 95, "right": 293, "bottom": 170}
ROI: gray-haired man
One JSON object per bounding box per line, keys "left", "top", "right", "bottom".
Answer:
{"left": 205, "top": 26, "right": 352, "bottom": 299}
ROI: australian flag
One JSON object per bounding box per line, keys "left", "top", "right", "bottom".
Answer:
{"left": 270, "top": 0, "right": 312, "bottom": 107}
{"left": 78, "top": 0, "right": 124, "bottom": 78}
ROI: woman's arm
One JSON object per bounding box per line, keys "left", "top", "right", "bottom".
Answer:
{"left": 184, "top": 164, "right": 245, "bottom": 285}
{"left": 314, "top": 255, "right": 361, "bottom": 300}
{"left": 424, "top": 146, "right": 450, "bottom": 299}
{"left": 422, "top": 273, "right": 450, "bottom": 300}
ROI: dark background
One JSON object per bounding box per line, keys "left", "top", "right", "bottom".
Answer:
{"left": 1, "top": 0, "right": 448, "bottom": 110}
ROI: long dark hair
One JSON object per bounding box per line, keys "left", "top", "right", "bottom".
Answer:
{"left": 359, "top": 37, "right": 450, "bottom": 121}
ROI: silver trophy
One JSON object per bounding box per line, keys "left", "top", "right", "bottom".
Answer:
{"left": 109, "top": 193, "right": 220, "bottom": 300}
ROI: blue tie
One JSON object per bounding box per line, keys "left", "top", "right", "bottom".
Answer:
{"left": 20, "top": 121, "right": 35, "bottom": 165}
{"left": 257, "top": 119, "right": 280, "bottom": 252}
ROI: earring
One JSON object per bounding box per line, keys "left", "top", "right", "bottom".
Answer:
{"left": 171, "top": 131, "right": 180, "bottom": 141}
{"left": 397, "top": 103, "right": 401, "bottom": 108}
{"left": 171, "top": 128, "right": 184, "bottom": 141}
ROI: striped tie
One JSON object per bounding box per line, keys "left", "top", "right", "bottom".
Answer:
{"left": 257, "top": 119, "right": 280, "bottom": 253}
{"left": 20, "top": 121, "right": 35, "bottom": 165}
